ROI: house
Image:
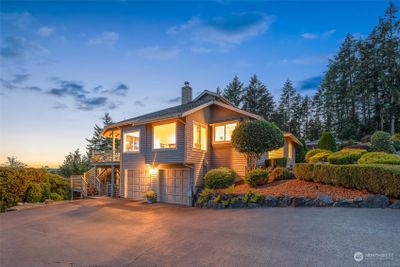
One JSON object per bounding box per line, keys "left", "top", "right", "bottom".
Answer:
{"left": 78, "top": 82, "right": 299, "bottom": 206}
{"left": 266, "top": 133, "right": 302, "bottom": 168}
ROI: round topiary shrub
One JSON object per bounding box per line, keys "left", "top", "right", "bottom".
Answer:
{"left": 203, "top": 167, "right": 236, "bottom": 189}
{"left": 25, "top": 183, "right": 43, "bottom": 203}
{"left": 317, "top": 131, "right": 337, "bottom": 152}
{"left": 305, "top": 149, "right": 332, "bottom": 163}
{"left": 269, "top": 167, "right": 294, "bottom": 182}
{"left": 327, "top": 149, "right": 368, "bottom": 165}
{"left": 308, "top": 151, "right": 332, "bottom": 163}
{"left": 358, "top": 152, "right": 400, "bottom": 165}
{"left": 371, "top": 131, "right": 395, "bottom": 153}
{"left": 245, "top": 168, "right": 269, "bottom": 187}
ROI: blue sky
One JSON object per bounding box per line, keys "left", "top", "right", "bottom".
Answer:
{"left": 0, "top": 0, "right": 393, "bottom": 167}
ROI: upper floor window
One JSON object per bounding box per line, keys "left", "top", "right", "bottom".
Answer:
{"left": 214, "top": 122, "right": 238, "bottom": 142}
{"left": 193, "top": 123, "right": 207, "bottom": 150}
{"left": 124, "top": 131, "right": 140, "bottom": 152}
{"left": 153, "top": 122, "right": 176, "bottom": 149}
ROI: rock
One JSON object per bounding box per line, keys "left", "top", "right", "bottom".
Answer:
{"left": 316, "top": 194, "right": 334, "bottom": 207}
{"left": 353, "top": 197, "right": 363, "bottom": 207}
{"left": 264, "top": 196, "right": 278, "bottom": 207}
{"left": 304, "top": 197, "right": 315, "bottom": 207}
{"left": 292, "top": 197, "right": 305, "bottom": 207}
{"left": 248, "top": 203, "right": 259, "bottom": 208}
{"left": 333, "top": 199, "right": 353, "bottom": 208}
{"left": 277, "top": 196, "right": 291, "bottom": 207}
{"left": 363, "top": 195, "right": 389, "bottom": 208}
{"left": 389, "top": 200, "right": 400, "bottom": 209}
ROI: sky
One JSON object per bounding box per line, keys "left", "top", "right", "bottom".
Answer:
{"left": 0, "top": 0, "right": 394, "bottom": 167}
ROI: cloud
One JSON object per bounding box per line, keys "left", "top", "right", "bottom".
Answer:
{"left": 168, "top": 12, "right": 273, "bottom": 49}
{"left": 88, "top": 32, "right": 119, "bottom": 46}
{"left": 52, "top": 102, "right": 68, "bottom": 110}
{"left": 298, "top": 75, "right": 323, "bottom": 91}
{"left": 23, "top": 86, "right": 42, "bottom": 92}
{"left": 0, "top": 36, "right": 46, "bottom": 59}
{"left": 47, "top": 80, "right": 88, "bottom": 97}
{"left": 0, "top": 72, "right": 33, "bottom": 91}
{"left": 37, "top": 26, "right": 55, "bottom": 37}
{"left": 301, "top": 29, "right": 336, "bottom": 40}
{"left": 11, "top": 73, "right": 30, "bottom": 83}
{"left": 137, "top": 46, "right": 181, "bottom": 60}
{"left": 109, "top": 83, "right": 128, "bottom": 95}
{"left": 168, "top": 96, "right": 181, "bottom": 104}
{"left": 77, "top": 96, "right": 108, "bottom": 110}
{"left": 279, "top": 54, "right": 331, "bottom": 65}
{"left": 134, "top": 100, "right": 144, "bottom": 107}
{"left": 0, "top": 12, "right": 32, "bottom": 30}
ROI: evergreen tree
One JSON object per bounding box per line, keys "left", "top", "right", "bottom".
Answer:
{"left": 216, "top": 86, "right": 222, "bottom": 96}
{"left": 58, "top": 149, "right": 89, "bottom": 177}
{"left": 242, "top": 74, "right": 275, "bottom": 120}
{"left": 223, "top": 75, "right": 244, "bottom": 107}
{"left": 86, "top": 113, "right": 115, "bottom": 156}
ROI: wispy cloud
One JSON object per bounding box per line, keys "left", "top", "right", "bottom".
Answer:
{"left": 88, "top": 31, "right": 119, "bottom": 46}
{"left": 0, "top": 36, "right": 47, "bottom": 59}
{"left": 0, "top": 12, "right": 32, "bottom": 30}
{"left": 168, "top": 12, "right": 274, "bottom": 50}
{"left": 137, "top": 46, "right": 181, "bottom": 60}
{"left": 167, "top": 96, "right": 181, "bottom": 104}
{"left": 52, "top": 102, "right": 68, "bottom": 110}
{"left": 134, "top": 100, "right": 144, "bottom": 107}
{"left": 301, "top": 29, "right": 336, "bottom": 40}
{"left": 11, "top": 73, "right": 30, "bottom": 83}
{"left": 37, "top": 26, "right": 55, "bottom": 37}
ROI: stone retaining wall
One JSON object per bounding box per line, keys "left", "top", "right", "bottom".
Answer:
{"left": 196, "top": 193, "right": 400, "bottom": 209}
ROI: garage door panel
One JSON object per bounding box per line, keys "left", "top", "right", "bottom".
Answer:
{"left": 126, "top": 169, "right": 151, "bottom": 200}
{"left": 160, "top": 168, "right": 190, "bottom": 205}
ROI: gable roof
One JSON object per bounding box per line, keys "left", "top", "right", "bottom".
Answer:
{"left": 102, "top": 90, "right": 261, "bottom": 137}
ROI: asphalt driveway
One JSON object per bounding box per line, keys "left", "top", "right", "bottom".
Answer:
{"left": 0, "top": 198, "right": 399, "bottom": 267}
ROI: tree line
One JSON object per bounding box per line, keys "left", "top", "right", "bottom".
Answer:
{"left": 219, "top": 3, "right": 399, "bottom": 141}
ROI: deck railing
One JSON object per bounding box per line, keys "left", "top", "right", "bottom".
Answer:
{"left": 91, "top": 151, "right": 120, "bottom": 163}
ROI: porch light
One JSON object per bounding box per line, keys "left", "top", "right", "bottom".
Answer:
{"left": 149, "top": 166, "right": 158, "bottom": 175}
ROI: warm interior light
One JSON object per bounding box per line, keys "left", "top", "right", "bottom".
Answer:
{"left": 153, "top": 122, "right": 176, "bottom": 149}
{"left": 149, "top": 166, "right": 158, "bottom": 175}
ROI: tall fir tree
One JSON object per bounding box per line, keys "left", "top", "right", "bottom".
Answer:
{"left": 86, "top": 113, "right": 115, "bottom": 156}
{"left": 223, "top": 75, "right": 244, "bottom": 107}
{"left": 276, "top": 80, "right": 297, "bottom": 132}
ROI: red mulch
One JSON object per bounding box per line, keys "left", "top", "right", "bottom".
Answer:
{"left": 220, "top": 179, "right": 372, "bottom": 200}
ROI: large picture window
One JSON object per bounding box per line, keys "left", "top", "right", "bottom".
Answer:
{"left": 214, "top": 122, "right": 238, "bottom": 142}
{"left": 124, "top": 131, "right": 140, "bottom": 152}
{"left": 193, "top": 123, "right": 207, "bottom": 150}
{"left": 153, "top": 122, "right": 176, "bottom": 149}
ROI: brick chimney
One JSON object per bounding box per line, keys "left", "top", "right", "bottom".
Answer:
{"left": 181, "top": 81, "right": 192, "bottom": 104}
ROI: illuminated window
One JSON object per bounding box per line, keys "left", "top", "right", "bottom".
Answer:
{"left": 153, "top": 122, "right": 176, "bottom": 149}
{"left": 124, "top": 131, "right": 140, "bottom": 152}
{"left": 193, "top": 123, "right": 207, "bottom": 150}
{"left": 214, "top": 122, "right": 238, "bottom": 142}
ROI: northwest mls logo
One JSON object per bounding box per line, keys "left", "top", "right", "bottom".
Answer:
{"left": 354, "top": 252, "right": 364, "bottom": 262}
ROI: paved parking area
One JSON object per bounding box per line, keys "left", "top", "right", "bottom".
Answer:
{"left": 1, "top": 197, "right": 399, "bottom": 267}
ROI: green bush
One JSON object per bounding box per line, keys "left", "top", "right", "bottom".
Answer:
{"left": 47, "top": 173, "right": 69, "bottom": 199}
{"left": 294, "top": 163, "right": 400, "bottom": 198}
{"left": 266, "top": 157, "right": 287, "bottom": 168}
{"left": 25, "top": 183, "right": 43, "bottom": 203}
{"left": 250, "top": 192, "right": 264, "bottom": 203}
{"left": 245, "top": 168, "right": 269, "bottom": 187}
{"left": 203, "top": 167, "right": 236, "bottom": 189}
{"left": 371, "top": 131, "right": 395, "bottom": 153}
{"left": 197, "top": 189, "right": 213, "bottom": 204}
{"left": 327, "top": 149, "right": 368, "bottom": 165}
{"left": 317, "top": 132, "right": 337, "bottom": 152}
{"left": 305, "top": 149, "right": 332, "bottom": 163}
{"left": 49, "top": 193, "right": 63, "bottom": 201}
{"left": 392, "top": 133, "right": 400, "bottom": 151}
{"left": 269, "top": 167, "right": 294, "bottom": 182}
{"left": 308, "top": 151, "right": 332, "bottom": 163}
{"left": 357, "top": 152, "right": 400, "bottom": 165}
{"left": 40, "top": 182, "right": 51, "bottom": 201}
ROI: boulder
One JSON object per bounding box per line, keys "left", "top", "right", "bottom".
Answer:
{"left": 277, "top": 196, "right": 291, "bottom": 207}
{"left": 316, "top": 194, "right": 334, "bottom": 207}
{"left": 264, "top": 196, "right": 278, "bottom": 207}
{"left": 292, "top": 197, "right": 305, "bottom": 207}
{"left": 389, "top": 200, "right": 400, "bottom": 209}
{"left": 333, "top": 199, "right": 353, "bottom": 208}
{"left": 304, "top": 197, "right": 315, "bottom": 207}
{"left": 362, "top": 195, "right": 389, "bottom": 208}
{"left": 352, "top": 197, "right": 363, "bottom": 207}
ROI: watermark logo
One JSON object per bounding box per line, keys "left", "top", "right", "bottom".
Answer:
{"left": 354, "top": 252, "right": 364, "bottom": 262}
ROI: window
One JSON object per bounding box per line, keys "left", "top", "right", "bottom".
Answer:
{"left": 124, "top": 131, "right": 140, "bottom": 152}
{"left": 193, "top": 123, "right": 207, "bottom": 150}
{"left": 153, "top": 122, "right": 176, "bottom": 149}
{"left": 214, "top": 122, "right": 238, "bottom": 142}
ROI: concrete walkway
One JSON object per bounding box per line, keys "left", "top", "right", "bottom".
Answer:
{"left": 0, "top": 198, "right": 399, "bottom": 267}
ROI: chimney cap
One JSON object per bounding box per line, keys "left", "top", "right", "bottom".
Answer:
{"left": 184, "top": 81, "right": 190, "bottom": 86}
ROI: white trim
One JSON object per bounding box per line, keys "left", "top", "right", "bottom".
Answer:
{"left": 123, "top": 129, "right": 141, "bottom": 153}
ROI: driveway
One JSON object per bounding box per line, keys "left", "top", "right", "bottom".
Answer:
{"left": 1, "top": 198, "right": 399, "bottom": 267}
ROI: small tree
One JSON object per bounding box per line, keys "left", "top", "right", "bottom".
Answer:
{"left": 317, "top": 132, "right": 337, "bottom": 152}
{"left": 2, "top": 156, "right": 27, "bottom": 168}
{"left": 231, "top": 120, "right": 284, "bottom": 170}
{"left": 58, "top": 149, "right": 89, "bottom": 178}
{"left": 371, "top": 131, "right": 396, "bottom": 153}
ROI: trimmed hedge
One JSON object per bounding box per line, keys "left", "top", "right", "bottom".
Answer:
{"left": 245, "top": 168, "right": 269, "bottom": 187}
{"left": 203, "top": 167, "right": 236, "bottom": 189}
{"left": 358, "top": 152, "right": 400, "bottom": 165}
{"left": 327, "top": 149, "right": 368, "bottom": 165}
{"left": 294, "top": 163, "right": 400, "bottom": 198}
{"left": 269, "top": 167, "right": 294, "bottom": 182}
{"left": 308, "top": 151, "right": 332, "bottom": 163}
{"left": 305, "top": 149, "right": 332, "bottom": 163}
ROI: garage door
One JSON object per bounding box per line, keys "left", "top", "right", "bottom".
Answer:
{"left": 126, "top": 169, "right": 151, "bottom": 200}
{"left": 159, "top": 169, "right": 190, "bottom": 205}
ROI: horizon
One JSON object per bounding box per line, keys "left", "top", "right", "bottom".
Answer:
{"left": 0, "top": 0, "right": 393, "bottom": 167}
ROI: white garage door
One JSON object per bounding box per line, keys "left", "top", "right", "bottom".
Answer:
{"left": 159, "top": 169, "right": 190, "bottom": 205}
{"left": 126, "top": 169, "right": 151, "bottom": 200}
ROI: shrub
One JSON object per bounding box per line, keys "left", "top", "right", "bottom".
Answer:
{"left": 295, "top": 138, "right": 307, "bottom": 163}
{"left": 47, "top": 173, "right": 69, "bottom": 199}
{"left": 231, "top": 120, "right": 284, "bottom": 169}
{"left": 25, "top": 183, "right": 43, "bottom": 203}
{"left": 358, "top": 152, "right": 400, "bottom": 165}
{"left": 197, "top": 189, "right": 213, "bottom": 204}
{"left": 266, "top": 157, "right": 287, "bottom": 168}
{"left": 250, "top": 192, "right": 264, "bottom": 203}
{"left": 145, "top": 190, "right": 157, "bottom": 201}
{"left": 305, "top": 149, "right": 332, "bottom": 163}
{"left": 308, "top": 151, "right": 332, "bottom": 163}
{"left": 371, "top": 131, "right": 395, "bottom": 153}
{"left": 245, "top": 168, "right": 269, "bottom": 187}
{"left": 49, "top": 193, "right": 63, "bottom": 201}
{"left": 392, "top": 133, "right": 400, "bottom": 151}
{"left": 269, "top": 167, "right": 294, "bottom": 182}
{"left": 317, "top": 132, "right": 337, "bottom": 152}
{"left": 294, "top": 163, "right": 400, "bottom": 198}
{"left": 327, "top": 149, "right": 368, "bottom": 165}
{"left": 40, "top": 182, "right": 51, "bottom": 201}
{"left": 203, "top": 168, "right": 236, "bottom": 189}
